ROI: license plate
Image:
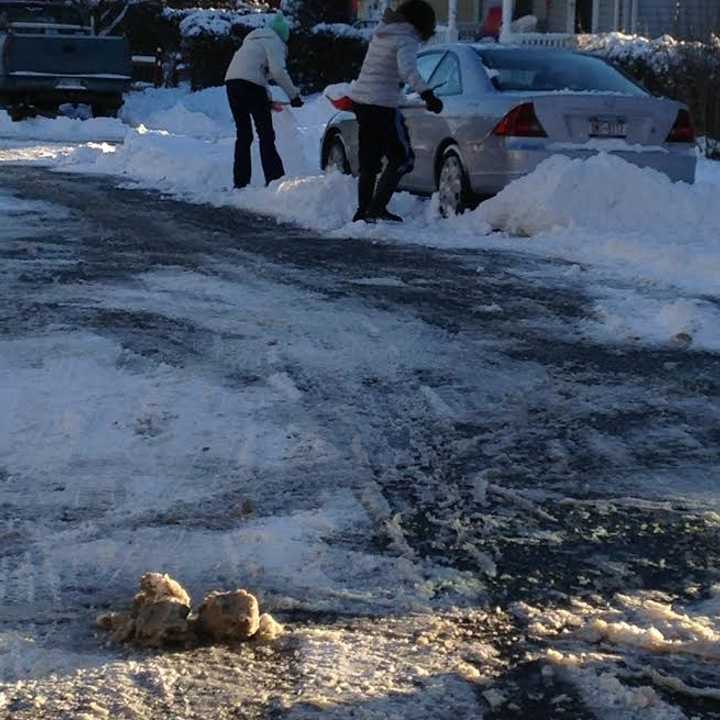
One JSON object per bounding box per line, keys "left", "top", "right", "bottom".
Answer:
{"left": 589, "top": 118, "right": 627, "bottom": 138}
{"left": 56, "top": 79, "right": 86, "bottom": 90}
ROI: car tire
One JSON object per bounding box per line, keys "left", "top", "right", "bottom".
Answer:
{"left": 8, "top": 104, "right": 35, "bottom": 122}
{"left": 437, "top": 148, "right": 475, "bottom": 218}
{"left": 325, "top": 136, "right": 350, "bottom": 175}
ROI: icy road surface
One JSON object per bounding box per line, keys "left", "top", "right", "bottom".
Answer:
{"left": 1, "top": 166, "right": 719, "bottom": 720}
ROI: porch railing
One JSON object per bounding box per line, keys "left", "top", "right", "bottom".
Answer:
{"left": 510, "top": 32, "right": 580, "bottom": 48}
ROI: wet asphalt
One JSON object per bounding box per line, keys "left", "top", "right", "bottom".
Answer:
{"left": 1, "top": 165, "right": 719, "bottom": 718}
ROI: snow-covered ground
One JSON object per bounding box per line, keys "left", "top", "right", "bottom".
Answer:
{"left": 1, "top": 84, "right": 718, "bottom": 355}
{"left": 1, "top": 84, "right": 720, "bottom": 718}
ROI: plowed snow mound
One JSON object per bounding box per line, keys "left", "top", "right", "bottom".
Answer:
{"left": 476, "top": 153, "right": 718, "bottom": 241}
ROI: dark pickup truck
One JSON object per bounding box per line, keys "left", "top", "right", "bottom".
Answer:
{"left": 0, "top": 1, "right": 131, "bottom": 120}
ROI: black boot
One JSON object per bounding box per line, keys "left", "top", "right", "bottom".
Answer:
{"left": 368, "top": 167, "right": 403, "bottom": 222}
{"left": 354, "top": 173, "right": 377, "bottom": 223}
{"left": 374, "top": 209, "right": 403, "bottom": 223}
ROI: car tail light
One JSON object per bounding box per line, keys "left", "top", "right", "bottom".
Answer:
{"left": 666, "top": 109, "right": 695, "bottom": 143}
{"left": 329, "top": 96, "right": 354, "bottom": 112}
{"left": 493, "top": 103, "right": 547, "bottom": 138}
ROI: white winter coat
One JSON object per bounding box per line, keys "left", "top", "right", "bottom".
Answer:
{"left": 225, "top": 28, "right": 299, "bottom": 100}
{"left": 350, "top": 16, "right": 430, "bottom": 108}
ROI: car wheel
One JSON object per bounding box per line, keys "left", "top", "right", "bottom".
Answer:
{"left": 8, "top": 104, "right": 35, "bottom": 122}
{"left": 325, "top": 136, "right": 350, "bottom": 174}
{"left": 438, "top": 149, "right": 473, "bottom": 218}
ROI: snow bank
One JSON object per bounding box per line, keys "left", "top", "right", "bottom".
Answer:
{"left": 0, "top": 111, "right": 127, "bottom": 143}
{"left": 449, "top": 153, "right": 720, "bottom": 298}
{"left": 122, "top": 85, "right": 234, "bottom": 139}
{"left": 474, "top": 153, "right": 714, "bottom": 240}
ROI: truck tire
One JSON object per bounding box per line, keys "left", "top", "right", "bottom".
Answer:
{"left": 8, "top": 104, "right": 36, "bottom": 122}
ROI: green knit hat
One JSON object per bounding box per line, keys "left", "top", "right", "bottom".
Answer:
{"left": 269, "top": 11, "right": 290, "bottom": 43}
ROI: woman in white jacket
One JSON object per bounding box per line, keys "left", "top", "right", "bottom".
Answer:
{"left": 350, "top": 0, "right": 443, "bottom": 223}
{"left": 225, "top": 12, "right": 303, "bottom": 189}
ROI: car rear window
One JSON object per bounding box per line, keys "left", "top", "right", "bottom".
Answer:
{"left": 474, "top": 49, "right": 646, "bottom": 96}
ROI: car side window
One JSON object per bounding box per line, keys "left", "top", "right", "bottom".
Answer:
{"left": 416, "top": 52, "right": 445, "bottom": 84}
{"left": 428, "top": 53, "right": 462, "bottom": 96}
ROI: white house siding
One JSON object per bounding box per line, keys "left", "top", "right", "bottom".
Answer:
{"left": 598, "top": 0, "right": 616, "bottom": 32}
{"left": 539, "top": 0, "right": 714, "bottom": 37}
{"left": 547, "top": 0, "right": 569, "bottom": 32}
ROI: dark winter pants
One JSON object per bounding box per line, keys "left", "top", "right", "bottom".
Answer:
{"left": 354, "top": 103, "right": 415, "bottom": 215}
{"left": 226, "top": 79, "right": 284, "bottom": 189}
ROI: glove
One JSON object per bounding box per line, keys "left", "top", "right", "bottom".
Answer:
{"left": 290, "top": 96, "right": 304, "bottom": 108}
{"left": 421, "top": 90, "right": 443, "bottom": 114}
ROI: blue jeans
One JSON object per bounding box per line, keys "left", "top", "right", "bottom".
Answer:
{"left": 226, "top": 79, "right": 284, "bottom": 188}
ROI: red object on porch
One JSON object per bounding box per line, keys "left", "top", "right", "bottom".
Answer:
{"left": 480, "top": 6, "right": 503, "bottom": 38}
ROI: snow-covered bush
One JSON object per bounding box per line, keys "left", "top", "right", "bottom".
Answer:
{"left": 99, "top": 0, "right": 368, "bottom": 93}
{"left": 172, "top": 8, "right": 368, "bottom": 92}
{"left": 580, "top": 33, "right": 720, "bottom": 154}
{"left": 167, "top": 7, "right": 273, "bottom": 88}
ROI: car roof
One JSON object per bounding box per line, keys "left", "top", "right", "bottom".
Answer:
{"left": 426, "top": 41, "right": 578, "bottom": 55}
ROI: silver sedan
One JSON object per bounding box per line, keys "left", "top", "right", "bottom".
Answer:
{"left": 321, "top": 43, "right": 698, "bottom": 216}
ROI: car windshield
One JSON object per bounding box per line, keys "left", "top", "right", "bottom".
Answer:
{"left": 0, "top": 2, "right": 85, "bottom": 26}
{"left": 474, "top": 49, "right": 646, "bottom": 96}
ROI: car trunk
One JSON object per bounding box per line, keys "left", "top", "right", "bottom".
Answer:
{"left": 529, "top": 94, "right": 682, "bottom": 147}
{"left": 5, "top": 35, "right": 131, "bottom": 78}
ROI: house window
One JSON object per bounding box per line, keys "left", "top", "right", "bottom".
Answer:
{"left": 515, "top": 0, "right": 534, "bottom": 18}
{"left": 575, "top": 0, "right": 593, "bottom": 32}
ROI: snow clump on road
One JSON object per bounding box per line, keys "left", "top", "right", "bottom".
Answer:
{"left": 96, "top": 572, "right": 281, "bottom": 648}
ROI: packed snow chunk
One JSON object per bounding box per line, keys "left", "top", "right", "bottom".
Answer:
{"left": 96, "top": 572, "right": 193, "bottom": 648}
{"left": 196, "top": 589, "right": 260, "bottom": 642}
{"left": 133, "top": 572, "right": 192, "bottom": 610}
{"left": 256, "top": 613, "right": 285, "bottom": 642}
{"left": 474, "top": 153, "right": 718, "bottom": 241}
{"left": 132, "top": 599, "right": 194, "bottom": 648}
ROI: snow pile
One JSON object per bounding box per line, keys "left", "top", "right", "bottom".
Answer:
{"left": 444, "top": 153, "right": 720, "bottom": 297}
{"left": 121, "top": 85, "right": 234, "bottom": 139}
{"left": 474, "top": 153, "right": 713, "bottom": 240}
{"left": 0, "top": 111, "right": 127, "bottom": 143}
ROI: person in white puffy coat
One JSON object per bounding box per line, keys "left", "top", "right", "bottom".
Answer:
{"left": 225, "top": 12, "right": 303, "bottom": 189}
{"left": 350, "top": 1, "right": 443, "bottom": 223}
